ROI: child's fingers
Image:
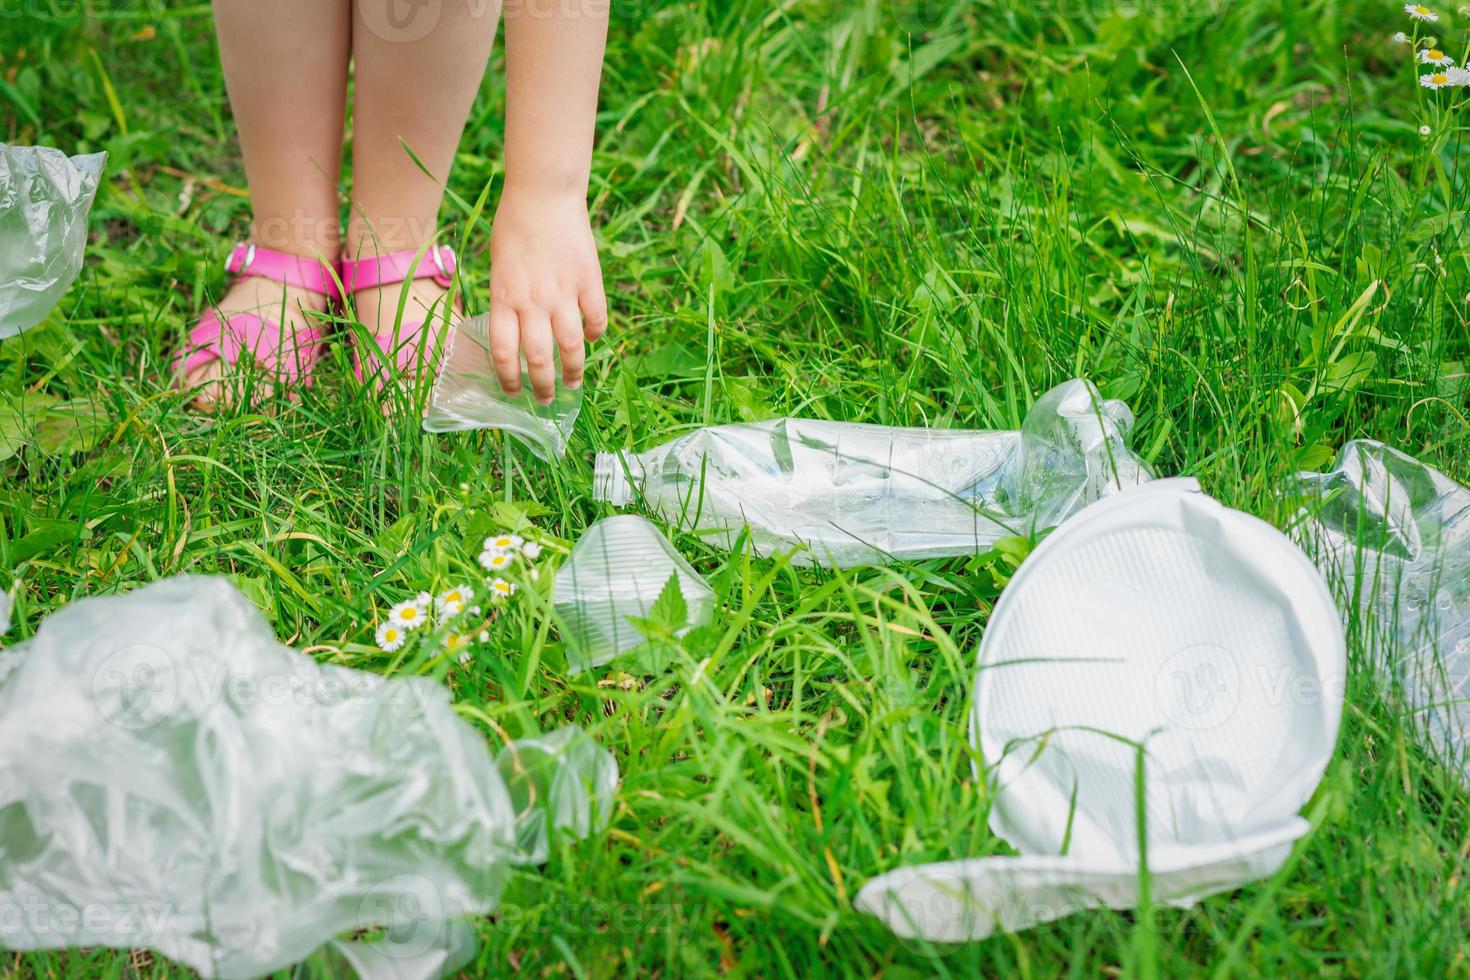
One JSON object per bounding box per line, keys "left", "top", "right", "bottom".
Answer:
{"left": 551, "top": 302, "right": 586, "bottom": 389}
{"left": 488, "top": 305, "right": 523, "bottom": 396}
{"left": 579, "top": 279, "right": 609, "bottom": 342}
{"left": 520, "top": 310, "right": 557, "bottom": 404}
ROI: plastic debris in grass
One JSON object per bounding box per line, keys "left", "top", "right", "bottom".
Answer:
{"left": 1292, "top": 441, "right": 1470, "bottom": 781}
{"left": 858, "top": 480, "right": 1346, "bottom": 941}
{"left": 0, "top": 576, "right": 618, "bottom": 980}
{"left": 0, "top": 144, "right": 105, "bottom": 339}
{"left": 423, "top": 312, "right": 582, "bottom": 459}
{"left": 553, "top": 515, "right": 716, "bottom": 674}
{"left": 592, "top": 378, "right": 1152, "bottom": 567}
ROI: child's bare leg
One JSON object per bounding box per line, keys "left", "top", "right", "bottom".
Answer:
{"left": 186, "top": 0, "right": 352, "bottom": 406}
{"left": 346, "top": 0, "right": 501, "bottom": 371}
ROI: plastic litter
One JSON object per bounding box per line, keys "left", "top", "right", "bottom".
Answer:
{"left": 553, "top": 515, "right": 716, "bottom": 673}
{"left": 1291, "top": 441, "right": 1470, "bottom": 780}
{"left": 0, "top": 576, "right": 618, "bottom": 979}
{"left": 592, "top": 379, "right": 1151, "bottom": 567}
{"left": 423, "top": 312, "right": 582, "bottom": 459}
{"left": 858, "top": 479, "right": 1345, "bottom": 941}
{"left": 0, "top": 144, "right": 106, "bottom": 339}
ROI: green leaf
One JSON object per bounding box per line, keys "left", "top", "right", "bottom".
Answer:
{"left": 647, "top": 572, "right": 689, "bottom": 634}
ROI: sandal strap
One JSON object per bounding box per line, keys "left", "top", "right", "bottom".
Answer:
{"left": 224, "top": 243, "right": 342, "bottom": 300}
{"left": 172, "top": 310, "right": 329, "bottom": 385}
{"left": 339, "top": 244, "right": 457, "bottom": 294}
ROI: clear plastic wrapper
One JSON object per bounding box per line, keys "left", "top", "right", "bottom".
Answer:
{"left": 0, "top": 144, "right": 106, "bottom": 339}
{"left": 593, "top": 379, "right": 1151, "bottom": 567}
{"left": 1291, "top": 441, "right": 1470, "bottom": 779}
{"left": 0, "top": 576, "right": 618, "bottom": 979}
{"left": 859, "top": 480, "right": 1345, "bottom": 941}
{"left": 423, "top": 313, "right": 582, "bottom": 459}
{"left": 552, "top": 515, "right": 716, "bottom": 673}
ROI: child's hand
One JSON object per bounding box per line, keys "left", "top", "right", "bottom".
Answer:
{"left": 487, "top": 189, "right": 608, "bottom": 403}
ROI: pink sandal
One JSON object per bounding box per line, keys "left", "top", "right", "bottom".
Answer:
{"left": 339, "top": 244, "right": 458, "bottom": 385}
{"left": 172, "top": 243, "right": 341, "bottom": 394}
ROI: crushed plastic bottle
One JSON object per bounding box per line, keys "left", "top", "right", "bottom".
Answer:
{"left": 0, "top": 576, "right": 618, "bottom": 979}
{"left": 1291, "top": 440, "right": 1470, "bottom": 780}
{"left": 858, "top": 480, "right": 1345, "bottom": 941}
{"left": 0, "top": 144, "right": 106, "bottom": 339}
{"left": 552, "top": 515, "right": 716, "bottom": 673}
{"left": 592, "top": 379, "right": 1151, "bottom": 567}
{"left": 423, "top": 312, "right": 582, "bottom": 459}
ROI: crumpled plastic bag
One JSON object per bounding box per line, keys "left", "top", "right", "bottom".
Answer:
{"left": 0, "top": 576, "right": 618, "bottom": 979}
{"left": 1291, "top": 440, "right": 1470, "bottom": 779}
{"left": 592, "top": 379, "right": 1152, "bottom": 567}
{"left": 0, "top": 144, "right": 106, "bottom": 339}
{"left": 423, "top": 313, "right": 583, "bottom": 459}
{"left": 858, "top": 480, "right": 1345, "bottom": 941}
{"left": 552, "top": 515, "right": 716, "bottom": 673}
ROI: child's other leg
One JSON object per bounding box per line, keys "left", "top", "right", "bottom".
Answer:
{"left": 346, "top": 0, "right": 501, "bottom": 369}
{"left": 186, "top": 0, "right": 352, "bottom": 406}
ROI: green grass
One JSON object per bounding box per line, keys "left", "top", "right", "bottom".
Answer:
{"left": 3, "top": 0, "right": 1470, "bottom": 975}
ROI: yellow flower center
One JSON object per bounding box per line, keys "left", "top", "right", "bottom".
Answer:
{"left": 385, "top": 628, "right": 399, "bottom": 641}
{"left": 446, "top": 592, "right": 462, "bottom": 603}
{"left": 1428, "top": 49, "right": 1445, "bottom": 59}
{"left": 1415, "top": 5, "right": 1431, "bottom": 14}
{"left": 401, "top": 607, "right": 417, "bottom": 620}
{"left": 1433, "top": 72, "right": 1448, "bottom": 83}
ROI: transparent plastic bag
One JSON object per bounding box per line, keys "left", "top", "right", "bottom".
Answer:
{"left": 0, "top": 144, "right": 106, "bottom": 339}
{"left": 593, "top": 379, "right": 1152, "bottom": 567}
{"left": 0, "top": 576, "right": 618, "bottom": 979}
{"left": 1291, "top": 441, "right": 1470, "bottom": 779}
{"left": 423, "top": 313, "right": 582, "bottom": 459}
{"left": 552, "top": 515, "right": 716, "bottom": 673}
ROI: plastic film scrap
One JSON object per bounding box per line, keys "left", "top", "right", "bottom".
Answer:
{"left": 423, "top": 313, "right": 582, "bottom": 459}
{"left": 552, "top": 515, "right": 716, "bottom": 674}
{"left": 1292, "top": 440, "right": 1470, "bottom": 780}
{"left": 592, "top": 379, "right": 1152, "bottom": 567}
{"left": 0, "top": 576, "right": 617, "bottom": 979}
{"left": 0, "top": 144, "right": 106, "bottom": 339}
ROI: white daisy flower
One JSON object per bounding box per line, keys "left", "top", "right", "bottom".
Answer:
{"left": 484, "top": 533, "right": 524, "bottom": 553}
{"left": 1406, "top": 3, "right": 1439, "bottom": 21}
{"left": 415, "top": 591, "right": 433, "bottom": 607}
{"left": 1393, "top": 31, "right": 1410, "bottom": 43}
{"left": 1421, "top": 70, "right": 1452, "bottom": 88}
{"left": 478, "top": 630, "right": 490, "bottom": 643}
{"left": 389, "top": 599, "right": 429, "bottom": 630}
{"left": 1449, "top": 65, "right": 1470, "bottom": 85}
{"left": 521, "top": 541, "right": 543, "bottom": 560}
{"left": 375, "top": 622, "right": 407, "bottom": 652}
{"left": 1419, "top": 124, "right": 1433, "bottom": 135}
{"left": 1419, "top": 47, "right": 1454, "bottom": 66}
{"left": 481, "top": 550, "right": 515, "bottom": 573}
{"left": 528, "top": 567, "right": 541, "bottom": 582}
{"left": 437, "top": 585, "right": 473, "bottom": 617}
{"left": 445, "top": 632, "right": 472, "bottom": 660}
{"left": 488, "top": 578, "right": 517, "bottom": 602}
